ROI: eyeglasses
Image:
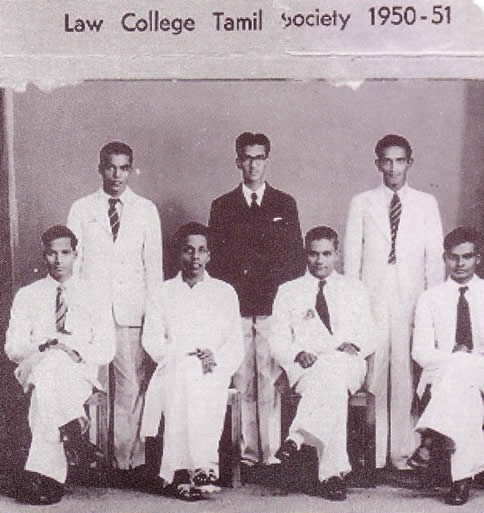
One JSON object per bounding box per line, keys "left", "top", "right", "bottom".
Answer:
{"left": 182, "top": 247, "right": 209, "bottom": 256}
{"left": 240, "top": 154, "right": 267, "bottom": 163}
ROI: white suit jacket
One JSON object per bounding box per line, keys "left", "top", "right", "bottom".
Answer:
{"left": 413, "top": 275, "right": 484, "bottom": 396}
{"left": 344, "top": 184, "right": 444, "bottom": 308}
{"left": 67, "top": 187, "right": 163, "bottom": 327}
{"left": 5, "top": 275, "right": 115, "bottom": 388}
{"left": 270, "top": 271, "right": 375, "bottom": 387}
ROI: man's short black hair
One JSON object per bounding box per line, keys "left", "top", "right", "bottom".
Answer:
{"left": 305, "top": 226, "right": 339, "bottom": 250}
{"left": 235, "top": 132, "right": 271, "bottom": 158}
{"left": 444, "top": 226, "right": 481, "bottom": 254}
{"left": 41, "top": 225, "right": 78, "bottom": 252}
{"left": 173, "top": 222, "right": 210, "bottom": 249}
{"left": 375, "top": 134, "right": 413, "bottom": 160}
{"left": 99, "top": 141, "right": 133, "bottom": 167}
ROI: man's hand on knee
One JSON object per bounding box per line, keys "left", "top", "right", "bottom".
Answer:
{"left": 295, "top": 351, "right": 317, "bottom": 369}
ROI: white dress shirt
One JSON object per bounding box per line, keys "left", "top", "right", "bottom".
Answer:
{"left": 141, "top": 271, "right": 244, "bottom": 438}
{"left": 242, "top": 182, "right": 266, "bottom": 206}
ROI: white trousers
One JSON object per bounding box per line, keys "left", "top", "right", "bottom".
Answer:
{"left": 104, "top": 323, "right": 147, "bottom": 469}
{"left": 371, "top": 266, "right": 417, "bottom": 469}
{"left": 290, "top": 352, "right": 366, "bottom": 481}
{"left": 25, "top": 352, "right": 92, "bottom": 483}
{"left": 233, "top": 316, "right": 281, "bottom": 464}
{"left": 416, "top": 353, "right": 484, "bottom": 481}
{"left": 160, "top": 356, "right": 231, "bottom": 483}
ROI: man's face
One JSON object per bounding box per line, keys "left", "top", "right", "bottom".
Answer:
{"left": 180, "top": 234, "right": 211, "bottom": 282}
{"left": 43, "top": 237, "right": 77, "bottom": 283}
{"left": 444, "top": 241, "right": 480, "bottom": 284}
{"left": 307, "top": 238, "right": 338, "bottom": 280}
{"left": 375, "top": 145, "right": 413, "bottom": 191}
{"left": 99, "top": 153, "right": 132, "bottom": 197}
{"left": 236, "top": 144, "right": 269, "bottom": 188}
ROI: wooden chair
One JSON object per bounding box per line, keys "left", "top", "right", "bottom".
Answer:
{"left": 279, "top": 377, "right": 376, "bottom": 488}
{"left": 85, "top": 389, "right": 109, "bottom": 466}
{"left": 218, "top": 388, "right": 242, "bottom": 488}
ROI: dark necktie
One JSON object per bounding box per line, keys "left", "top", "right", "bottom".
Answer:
{"left": 455, "top": 286, "right": 473, "bottom": 350}
{"left": 56, "top": 285, "right": 68, "bottom": 333}
{"left": 250, "top": 192, "right": 260, "bottom": 211}
{"left": 108, "top": 198, "right": 121, "bottom": 241}
{"left": 316, "top": 280, "right": 332, "bottom": 334}
{"left": 388, "top": 192, "right": 402, "bottom": 264}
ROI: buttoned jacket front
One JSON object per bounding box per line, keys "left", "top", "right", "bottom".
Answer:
{"left": 344, "top": 184, "right": 444, "bottom": 308}
{"left": 413, "top": 276, "right": 484, "bottom": 396}
{"left": 67, "top": 187, "right": 163, "bottom": 326}
{"left": 270, "top": 271, "right": 375, "bottom": 387}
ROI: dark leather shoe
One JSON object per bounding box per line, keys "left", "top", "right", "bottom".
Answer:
{"left": 60, "top": 419, "right": 104, "bottom": 468}
{"left": 275, "top": 439, "right": 298, "bottom": 463}
{"left": 319, "top": 476, "right": 347, "bottom": 501}
{"left": 408, "top": 445, "right": 432, "bottom": 470}
{"left": 445, "top": 478, "right": 471, "bottom": 506}
{"left": 17, "top": 471, "right": 63, "bottom": 505}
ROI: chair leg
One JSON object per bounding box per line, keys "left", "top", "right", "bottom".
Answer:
{"left": 228, "top": 389, "right": 242, "bottom": 488}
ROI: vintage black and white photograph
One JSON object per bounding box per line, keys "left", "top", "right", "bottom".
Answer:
{"left": 0, "top": 78, "right": 483, "bottom": 512}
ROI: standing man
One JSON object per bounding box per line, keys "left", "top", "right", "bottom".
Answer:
{"left": 409, "top": 227, "right": 484, "bottom": 506}
{"left": 344, "top": 134, "right": 444, "bottom": 469}
{"left": 141, "top": 222, "right": 243, "bottom": 501}
{"left": 68, "top": 141, "right": 163, "bottom": 479}
{"left": 5, "top": 225, "right": 115, "bottom": 505}
{"left": 208, "top": 132, "right": 306, "bottom": 467}
{"left": 270, "top": 226, "right": 375, "bottom": 501}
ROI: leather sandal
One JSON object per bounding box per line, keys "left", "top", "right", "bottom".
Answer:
{"left": 174, "top": 483, "right": 203, "bottom": 501}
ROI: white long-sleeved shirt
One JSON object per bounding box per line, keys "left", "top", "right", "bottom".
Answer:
{"left": 142, "top": 272, "right": 243, "bottom": 375}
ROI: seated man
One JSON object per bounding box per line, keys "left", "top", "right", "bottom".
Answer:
{"left": 5, "top": 225, "right": 115, "bottom": 505}
{"left": 141, "top": 222, "right": 243, "bottom": 501}
{"left": 409, "top": 226, "right": 484, "bottom": 506}
{"left": 270, "top": 226, "right": 375, "bottom": 501}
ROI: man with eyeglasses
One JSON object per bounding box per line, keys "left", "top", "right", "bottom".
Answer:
{"left": 209, "top": 132, "right": 306, "bottom": 470}
{"left": 67, "top": 141, "right": 163, "bottom": 485}
{"left": 409, "top": 227, "right": 484, "bottom": 506}
{"left": 344, "top": 134, "right": 444, "bottom": 471}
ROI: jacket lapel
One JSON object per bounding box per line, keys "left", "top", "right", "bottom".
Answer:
{"left": 367, "top": 187, "right": 391, "bottom": 241}
{"left": 94, "top": 190, "right": 114, "bottom": 238}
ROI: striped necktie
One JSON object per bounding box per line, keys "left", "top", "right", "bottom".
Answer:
{"left": 108, "top": 198, "right": 121, "bottom": 241}
{"left": 388, "top": 193, "right": 401, "bottom": 264}
{"left": 455, "top": 286, "right": 473, "bottom": 350}
{"left": 56, "top": 285, "right": 68, "bottom": 333}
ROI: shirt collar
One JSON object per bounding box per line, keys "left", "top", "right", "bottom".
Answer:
{"left": 304, "top": 269, "right": 339, "bottom": 289}
{"left": 99, "top": 186, "right": 134, "bottom": 205}
{"left": 381, "top": 182, "right": 409, "bottom": 204}
{"left": 242, "top": 182, "right": 266, "bottom": 206}
{"left": 45, "top": 273, "right": 76, "bottom": 291}
{"left": 446, "top": 274, "right": 479, "bottom": 292}
{"left": 175, "top": 270, "right": 212, "bottom": 289}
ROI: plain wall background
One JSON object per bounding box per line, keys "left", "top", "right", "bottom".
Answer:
{"left": 12, "top": 79, "right": 483, "bottom": 285}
